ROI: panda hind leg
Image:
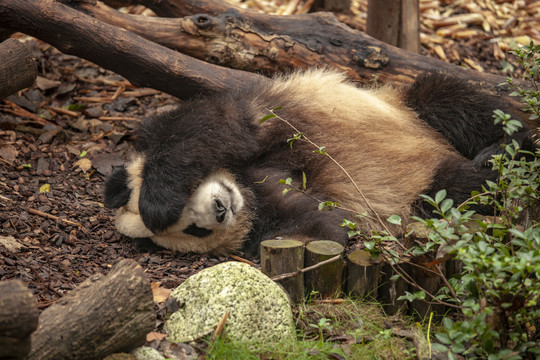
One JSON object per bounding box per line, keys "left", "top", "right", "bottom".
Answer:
{"left": 419, "top": 156, "right": 498, "bottom": 216}
{"left": 404, "top": 72, "right": 536, "bottom": 160}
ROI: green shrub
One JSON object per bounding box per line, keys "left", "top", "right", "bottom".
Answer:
{"left": 405, "top": 42, "right": 540, "bottom": 360}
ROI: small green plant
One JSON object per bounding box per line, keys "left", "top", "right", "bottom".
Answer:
{"left": 308, "top": 317, "right": 334, "bottom": 346}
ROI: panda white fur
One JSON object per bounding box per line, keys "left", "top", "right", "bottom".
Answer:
{"left": 104, "top": 69, "right": 537, "bottom": 255}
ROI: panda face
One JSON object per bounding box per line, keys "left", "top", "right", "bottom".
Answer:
{"left": 180, "top": 170, "right": 245, "bottom": 234}
{"left": 112, "top": 160, "right": 252, "bottom": 254}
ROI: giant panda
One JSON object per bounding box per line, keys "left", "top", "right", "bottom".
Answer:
{"left": 104, "top": 69, "right": 537, "bottom": 255}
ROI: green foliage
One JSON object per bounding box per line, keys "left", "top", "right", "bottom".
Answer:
{"left": 506, "top": 41, "right": 540, "bottom": 121}
{"left": 405, "top": 42, "right": 540, "bottom": 360}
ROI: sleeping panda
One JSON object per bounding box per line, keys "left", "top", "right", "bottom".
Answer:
{"left": 104, "top": 69, "right": 537, "bottom": 255}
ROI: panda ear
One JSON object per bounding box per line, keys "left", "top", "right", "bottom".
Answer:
{"left": 104, "top": 166, "right": 131, "bottom": 209}
{"left": 138, "top": 164, "right": 189, "bottom": 234}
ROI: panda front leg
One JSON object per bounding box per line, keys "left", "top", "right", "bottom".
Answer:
{"left": 247, "top": 167, "right": 351, "bottom": 247}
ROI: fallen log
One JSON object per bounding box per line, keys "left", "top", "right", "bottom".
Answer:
{"left": 0, "top": 280, "right": 39, "bottom": 359}
{"left": 0, "top": 38, "right": 37, "bottom": 99}
{"left": 0, "top": 0, "right": 529, "bottom": 119}
{"left": 75, "top": 0, "right": 530, "bottom": 122}
{"left": 26, "top": 259, "right": 155, "bottom": 360}
{"left": 0, "top": 0, "right": 262, "bottom": 100}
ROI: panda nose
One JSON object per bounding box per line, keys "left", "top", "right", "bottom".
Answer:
{"left": 214, "top": 199, "right": 227, "bottom": 223}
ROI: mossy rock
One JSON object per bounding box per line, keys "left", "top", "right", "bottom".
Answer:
{"left": 165, "top": 262, "right": 295, "bottom": 344}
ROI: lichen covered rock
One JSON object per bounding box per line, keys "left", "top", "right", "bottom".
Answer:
{"left": 165, "top": 261, "right": 295, "bottom": 344}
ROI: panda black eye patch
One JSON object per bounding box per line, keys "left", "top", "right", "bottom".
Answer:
{"left": 182, "top": 223, "right": 213, "bottom": 238}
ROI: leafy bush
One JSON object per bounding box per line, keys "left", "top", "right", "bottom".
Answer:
{"left": 406, "top": 42, "right": 540, "bottom": 360}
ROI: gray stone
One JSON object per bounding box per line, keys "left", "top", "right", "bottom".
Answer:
{"left": 131, "top": 347, "right": 165, "bottom": 360}
{"left": 165, "top": 261, "right": 295, "bottom": 344}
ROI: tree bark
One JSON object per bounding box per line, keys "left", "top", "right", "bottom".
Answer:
{"left": 345, "top": 249, "right": 381, "bottom": 298}
{"left": 0, "top": 38, "right": 37, "bottom": 99}
{"left": 82, "top": 0, "right": 526, "bottom": 117}
{"left": 367, "top": 0, "right": 420, "bottom": 53}
{"left": 26, "top": 259, "right": 156, "bottom": 360}
{"left": 0, "top": 0, "right": 263, "bottom": 100}
{"left": 0, "top": 280, "right": 39, "bottom": 359}
{"left": 304, "top": 241, "right": 345, "bottom": 299}
{"left": 260, "top": 239, "right": 305, "bottom": 304}
{"left": 0, "top": 0, "right": 530, "bottom": 120}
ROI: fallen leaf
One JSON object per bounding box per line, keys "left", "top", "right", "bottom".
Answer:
{"left": 36, "top": 76, "right": 61, "bottom": 91}
{"left": 146, "top": 331, "right": 167, "bottom": 342}
{"left": 39, "top": 184, "right": 51, "bottom": 193}
{"left": 0, "top": 236, "right": 25, "bottom": 252}
{"left": 151, "top": 282, "right": 172, "bottom": 303}
{"left": 0, "top": 143, "right": 18, "bottom": 163}
{"left": 74, "top": 158, "right": 92, "bottom": 172}
{"left": 91, "top": 153, "right": 125, "bottom": 176}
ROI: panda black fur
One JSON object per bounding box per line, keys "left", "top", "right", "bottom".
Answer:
{"left": 104, "top": 69, "right": 538, "bottom": 255}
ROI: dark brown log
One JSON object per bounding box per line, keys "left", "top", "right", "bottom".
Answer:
{"left": 1, "top": 0, "right": 532, "bottom": 124}
{"left": 304, "top": 240, "right": 345, "bottom": 299}
{"left": 346, "top": 249, "right": 381, "bottom": 298}
{"left": 0, "top": 38, "right": 37, "bottom": 99}
{"left": 27, "top": 259, "right": 155, "bottom": 360}
{"left": 260, "top": 239, "right": 305, "bottom": 303}
{"left": 0, "top": 280, "right": 39, "bottom": 359}
{"left": 0, "top": 0, "right": 263, "bottom": 100}
{"left": 0, "top": 29, "right": 14, "bottom": 42}
{"left": 311, "top": 0, "right": 351, "bottom": 13}
{"left": 378, "top": 262, "right": 408, "bottom": 315}
{"left": 83, "top": 0, "right": 527, "bottom": 119}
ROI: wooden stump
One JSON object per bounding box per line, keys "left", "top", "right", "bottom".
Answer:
{"left": 304, "top": 240, "right": 345, "bottom": 299}
{"left": 0, "top": 38, "right": 37, "bottom": 99}
{"left": 378, "top": 262, "right": 408, "bottom": 315}
{"left": 346, "top": 249, "right": 382, "bottom": 298}
{"left": 409, "top": 263, "right": 445, "bottom": 320}
{"left": 27, "top": 259, "right": 156, "bottom": 360}
{"left": 260, "top": 239, "right": 305, "bottom": 303}
{"left": 0, "top": 280, "right": 39, "bottom": 359}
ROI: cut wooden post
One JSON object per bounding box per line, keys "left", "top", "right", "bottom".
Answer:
{"left": 0, "top": 38, "right": 37, "bottom": 99}
{"left": 367, "top": 0, "right": 420, "bottom": 53}
{"left": 409, "top": 262, "right": 445, "bottom": 319}
{"left": 304, "top": 240, "right": 345, "bottom": 299}
{"left": 346, "top": 249, "right": 382, "bottom": 298}
{"left": 0, "top": 280, "right": 39, "bottom": 359}
{"left": 27, "top": 259, "right": 156, "bottom": 360}
{"left": 378, "top": 262, "right": 408, "bottom": 315}
{"left": 260, "top": 239, "right": 305, "bottom": 303}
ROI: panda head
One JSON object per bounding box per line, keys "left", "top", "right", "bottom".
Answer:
{"left": 105, "top": 155, "right": 253, "bottom": 254}
{"left": 176, "top": 169, "right": 246, "bottom": 236}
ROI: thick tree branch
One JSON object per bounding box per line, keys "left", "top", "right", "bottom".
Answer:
{"left": 88, "top": 0, "right": 525, "bottom": 113}
{"left": 0, "top": 0, "right": 263, "bottom": 99}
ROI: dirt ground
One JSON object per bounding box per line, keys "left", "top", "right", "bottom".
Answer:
{"left": 1, "top": 1, "right": 538, "bottom": 309}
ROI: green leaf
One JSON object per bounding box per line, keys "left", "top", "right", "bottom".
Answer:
{"left": 278, "top": 177, "right": 293, "bottom": 185}
{"left": 386, "top": 214, "right": 402, "bottom": 225}
{"left": 259, "top": 113, "right": 276, "bottom": 124}
{"left": 79, "top": 150, "right": 87, "bottom": 158}
{"left": 435, "top": 189, "right": 447, "bottom": 204}
{"left": 302, "top": 171, "right": 307, "bottom": 191}
{"left": 440, "top": 198, "right": 454, "bottom": 214}
{"left": 314, "top": 146, "right": 327, "bottom": 155}
{"left": 435, "top": 333, "right": 452, "bottom": 345}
